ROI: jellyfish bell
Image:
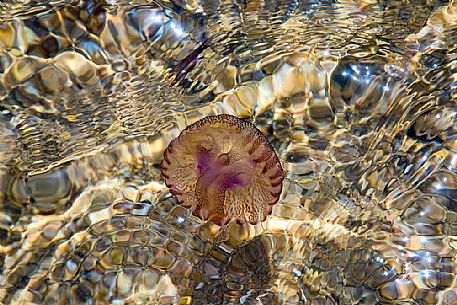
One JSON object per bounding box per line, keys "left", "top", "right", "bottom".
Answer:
{"left": 160, "top": 114, "right": 284, "bottom": 226}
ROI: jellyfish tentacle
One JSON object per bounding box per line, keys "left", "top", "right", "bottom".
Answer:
{"left": 195, "top": 174, "right": 227, "bottom": 226}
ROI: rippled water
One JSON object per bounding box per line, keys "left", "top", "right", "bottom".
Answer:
{"left": 0, "top": 0, "right": 456, "bottom": 304}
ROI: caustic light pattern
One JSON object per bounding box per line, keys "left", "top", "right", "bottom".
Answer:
{"left": 0, "top": 0, "right": 457, "bottom": 304}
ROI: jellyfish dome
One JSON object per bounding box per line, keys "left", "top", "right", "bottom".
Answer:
{"left": 160, "top": 114, "right": 284, "bottom": 226}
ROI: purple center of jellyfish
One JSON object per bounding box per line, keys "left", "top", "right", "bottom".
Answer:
{"left": 196, "top": 146, "right": 246, "bottom": 191}
{"left": 196, "top": 147, "right": 213, "bottom": 176}
{"left": 222, "top": 174, "right": 245, "bottom": 190}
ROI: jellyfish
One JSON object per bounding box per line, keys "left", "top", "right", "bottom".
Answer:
{"left": 160, "top": 114, "right": 284, "bottom": 226}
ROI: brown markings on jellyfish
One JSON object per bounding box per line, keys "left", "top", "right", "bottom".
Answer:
{"left": 160, "top": 114, "right": 284, "bottom": 226}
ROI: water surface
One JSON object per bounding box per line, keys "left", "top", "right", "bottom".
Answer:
{"left": 0, "top": 0, "right": 456, "bottom": 304}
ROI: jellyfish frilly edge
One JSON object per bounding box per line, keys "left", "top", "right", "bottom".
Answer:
{"left": 160, "top": 114, "right": 284, "bottom": 226}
